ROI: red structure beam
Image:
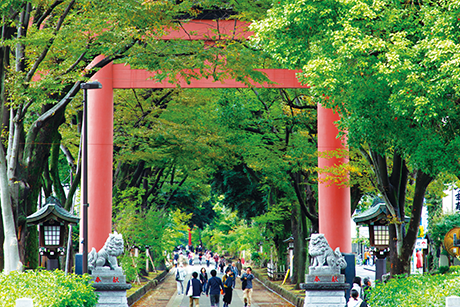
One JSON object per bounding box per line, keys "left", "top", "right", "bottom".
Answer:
{"left": 112, "top": 65, "right": 306, "bottom": 89}
{"left": 84, "top": 20, "right": 350, "bottom": 254}
{"left": 162, "top": 20, "right": 252, "bottom": 40}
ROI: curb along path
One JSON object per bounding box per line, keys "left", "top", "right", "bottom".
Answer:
{"left": 130, "top": 266, "right": 298, "bottom": 307}
{"left": 252, "top": 271, "right": 304, "bottom": 307}
{"left": 128, "top": 270, "right": 170, "bottom": 306}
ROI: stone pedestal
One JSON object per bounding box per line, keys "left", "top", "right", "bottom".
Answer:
{"left": 91, "top": 267, "right": 131, "bottom": 307}
{"left": 15, "top": 298, "right": 34, "bottom": 307}
{"left": 446, "top": 296, "right": 460, "bottom": 307}
{"left": 375, "top": 258, "right": 386, "bottom": 281}
{"left": 301, "top": 267, "right": 349, "bottom": 307}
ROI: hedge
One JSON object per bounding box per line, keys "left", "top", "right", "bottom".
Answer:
{"left": 368, "top": 273, "right": 460, "bottom": 306}
{"left": 0, "top": 270, "right": 97, "bottom": 307}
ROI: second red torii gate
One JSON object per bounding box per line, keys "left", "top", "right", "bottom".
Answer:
{"left": 84, "top": 20, "right": 351, "bottom": 254}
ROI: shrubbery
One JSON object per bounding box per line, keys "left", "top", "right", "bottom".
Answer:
{"left": 368, "top": 273, "right": 460, "bottom": 306}
{"left": 120, "top": 253, "right": 146, "bottom": 283}
{"left": 0, "top": 270, "right": 97, "bottom": 307}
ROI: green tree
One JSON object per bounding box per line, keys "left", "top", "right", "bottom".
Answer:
{"left": 0, "top": 0, "right": 273, "bottom": 272}
{"left": 210, "top": 88, "right": 317, "bottom": 287}
{"left": 252, "top": 0, "right": 460, "bottom": 275}
{"left": 201, "top": 202, "right": 267, "bottom": 259}
{"left": 429, "top": 212, "right": 460, "bottom": 267}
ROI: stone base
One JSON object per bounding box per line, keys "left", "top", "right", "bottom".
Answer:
{"left": 301, "top": 279, "right": 349, "bottom": 307}
{"left": 308, "top": 266, "right": 341, "bottom": 275}
{"left": 91, "top": 267, "right": 132, "bottom": 307}
{"left": 96, "top": 290, "right": 129, "bottom": 307}
{"left": 302, "top": 283, "right": 349, "bottom": 291}
{"left": 305, "top": 274, "right": 345, "bottom": 284}
{"left": 303, "top": 290, "right": 347, "bottom": 307}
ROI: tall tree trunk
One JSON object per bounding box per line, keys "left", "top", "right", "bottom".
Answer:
{"left": 0, "top": 145, "right": 23, "bottom": 273}
{"left": 390, "top": 170, "right": 433, "bottom": 275}
{"left": 50, "top": 131, "right": 66, "bottom": 205}
{"left": 291, "top": 201, "right": 307, "bottom": 288}
{"left": 288, "top": 171, "right": 318, "bottom": 232}
{"left": 367, "top": 149, "right": 434, "bottom": 276}
{"left": 298, "top": 204, "right": 308, "bottom": 287}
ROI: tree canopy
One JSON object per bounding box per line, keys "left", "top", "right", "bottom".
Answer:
{"left": 252, "top": 0, "right": 460, "bottom": 274}
{"left": 0, "top": 0, "right": 273, "bottom": 272}
{"left": 4, "top": 0, "right": 460, "bottom": 281}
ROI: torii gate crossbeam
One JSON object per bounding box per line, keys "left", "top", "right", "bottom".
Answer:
{"left": 83, "top": 21, "right": 350, "bottom": 254}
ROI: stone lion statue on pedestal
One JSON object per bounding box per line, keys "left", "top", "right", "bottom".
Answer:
{"left": 88, "top": 231, "right": 124, "bottom": 271}
{"left": 309, "top": 233, "right": 347, "bottom": 270}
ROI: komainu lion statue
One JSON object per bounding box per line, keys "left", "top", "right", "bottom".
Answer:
{"left": 309, "top": 233, "right": 347, "bottom": 270}
{"left": 88, "top": 231, "right": 124, "bottom": 271}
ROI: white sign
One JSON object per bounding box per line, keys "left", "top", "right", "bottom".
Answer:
{"left": 415, "top": 239, "right": 428, "bottom": 249}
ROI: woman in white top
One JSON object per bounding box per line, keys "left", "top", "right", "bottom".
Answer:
{"left": 176, "top": 263, "right": 187, "bottom": 295}
{"left": 347, "top": 289, "right": 363, "bottom": 307}
{"left": 352, "top": 276, "right": 364, "bottom": 298}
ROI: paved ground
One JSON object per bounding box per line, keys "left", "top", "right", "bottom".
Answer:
{"left": 356, "top": 263, "right": 375, "bottom": 285}
{"left": 132, "top": 260, "right": 295, "bottom": 307}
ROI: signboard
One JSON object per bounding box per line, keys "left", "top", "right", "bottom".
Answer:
{"left": 415, "top": 239, "right": 428, "bottom": 250}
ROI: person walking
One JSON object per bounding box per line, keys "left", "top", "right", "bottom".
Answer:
{"left": 225, "top": 262, "right": 238, "bottom": 288}
{"left": 188, "top": 251, "right": 195, "bottom": 266}
{"left": 200, "top": 267, "right": 208, "bottom": 294}
{"left": 235, "top": 259, "right": 242, "bottom": 277}
{"left": 206, "top": 269, "right": 224, "bottom": 307}
{"left": 176, "top": 263, "right": 187, "bottom": 295}
{"left": 231, "top": 263, "right": 239, "bottom": 278}
{"left": 222, "top": 267, "right": 235, "bottom": 307}
{"left": 186, "top": 271, "right": 202, "bottom": 307}
{"left": 206, "top": 252, "right": 212, "bottom": 267}
{"left": 173, "top": 251, "right": 179, "bottom": 268}
{"left": 214, "top": 253, "right": 219, "bottom": 270}
{"left": 347, "top": 289, "right": 363, "bottom": 307}
{"left": 363, "top": 249, "right": 370, "bottom": 265}
{"left": 352, "top": 276, "right": 364, "bottom": 299}
{"left": 219, "top": 257, "right": 226, "bottom": 273}
{"left": 241, "top": 267, "right": 255, "bottom": 307}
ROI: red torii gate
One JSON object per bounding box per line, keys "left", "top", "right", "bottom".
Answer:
{"left": 84, "top": 20, "right": 350, "bottom": 254}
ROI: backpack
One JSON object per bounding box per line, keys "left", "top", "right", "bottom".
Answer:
{"left": 242, "top": 279, "right": 247, "bottom": 290}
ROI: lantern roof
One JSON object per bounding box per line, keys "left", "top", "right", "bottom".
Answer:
{"left": 353, "top": 198, "right": 388, "bottom": 225}
{"left": 27, "top": 197, "right": 79, "bottom": 225}
{"left": 353, "top": 198, "right": 409, "bottom": 225}
{"left": 283, "top": 236, "right": 294, "bottom": 243}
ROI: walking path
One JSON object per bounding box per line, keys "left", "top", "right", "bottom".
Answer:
{"left": 132, "top": 260, "right": 295, "bottom": 307}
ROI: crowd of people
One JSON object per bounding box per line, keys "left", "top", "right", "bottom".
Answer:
{"left": 174, "top": 244, "right": 254, "bottom": 307}
{"left": 175, "top": 244, "right": 372, "bottom": 307}
{"left": 347, "top": 276, "right": 371, "bottom": 307}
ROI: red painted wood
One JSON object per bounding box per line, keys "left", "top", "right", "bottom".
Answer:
{"left": 84, "top": 20, "right": 350, "bottom": 254}
{"left": 112, "top": 65, "right": 307, "bottom": 89}
{"left": 162, "top": 20, "right": 252, "bottom": 40}
{"left": 85, "top": 55, "right": 114, "bottom": 252}
{"left": 317, "top": 104, "right": 351, "bottom": 253}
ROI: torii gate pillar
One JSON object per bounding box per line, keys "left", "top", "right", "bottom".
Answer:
{"left": 82, "top": 73, "right": 351, "bottom": 254}
{"left": 84, "top": 57, "right": 114, "bottom": 251}
{"left": 317, "top": 105, "right": 351, "bottom": 253}
{"left": 81, "top": 51, "right": 351, "bottom": 255}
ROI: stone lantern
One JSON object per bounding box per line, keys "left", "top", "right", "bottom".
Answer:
{"left": 353, "top": 198, "right": 409, "bottom": 281}
{"left": 27, "top": 196, "right": 79, "bottom": 270}
{"left": 283, "top": 236, "right": 295, "bottom": 282}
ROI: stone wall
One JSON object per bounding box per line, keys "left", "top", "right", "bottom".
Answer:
{"left": 127, "top": 270, "right": 169, "bottom": 306}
